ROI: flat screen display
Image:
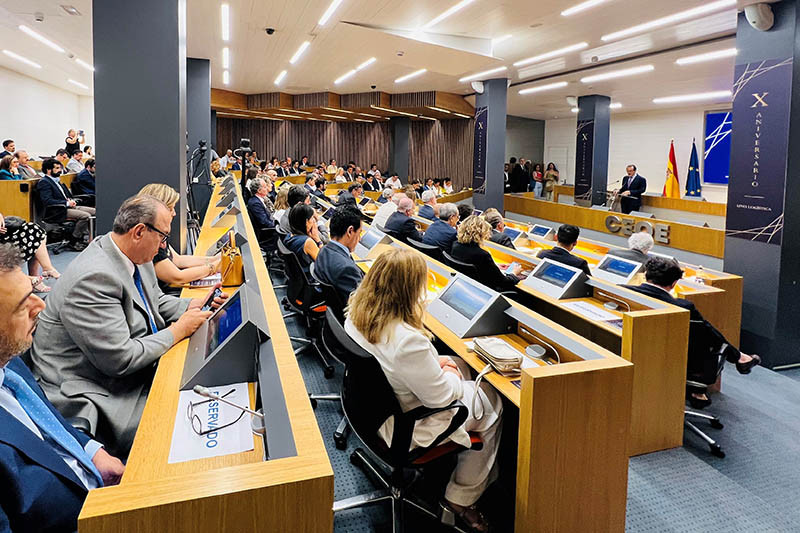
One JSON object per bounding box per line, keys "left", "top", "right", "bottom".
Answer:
{"left": 438, "top": 278, "right": 492, "bottom": 320}
{"left": 502, "top": 227, "right": 522, "bottom": 240}
{"left": 322, "top": 207, "right": 335, "bottom": 220}
{"left": 531, "top": 225, "right": 551, "bottom": 237}
{"left": 473, "top": 209, "right": 483, "bottom": 217}
{"left": 359, "top": 197, "right": 371, "bottom": 206}
{"left": 207, "top": 292, "right": 243, "bottom": 356}
{"left": 599, "top": 257, "right": 639, "bottom": 277}
{"left": 533, "top": 262, "right": 576, "bottom": 288}
{"left": 359, "top": 229, "right": 383, "bottom": 250}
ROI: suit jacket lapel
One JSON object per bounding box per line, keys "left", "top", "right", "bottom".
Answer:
{"left": 97, "top": 235, "right": 151, "bottom": 318}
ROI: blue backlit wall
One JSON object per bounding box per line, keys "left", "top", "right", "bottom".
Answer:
{"left": 704, "top": 111, "right": 732, "bottom": 184}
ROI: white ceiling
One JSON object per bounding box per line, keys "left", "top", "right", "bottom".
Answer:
{"left": 0, "top": 0, "right": 740, "bottom": 119}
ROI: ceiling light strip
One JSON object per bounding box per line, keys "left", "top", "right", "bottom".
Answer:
{"left": 356, "top": 57, "right": 376, "bottom": 70}
{"left": 318, "top": 0, "right": 344, "bottom": 26}
{"left": 68, "top": 79, "right": 88, "bottom": 89}
{"left": 320, "top": 114, "right": 347, "bottom": 119}
{"left": 273, "top": 113, "right": 301, "bottom": 119}
{"left": 601, "top": 0, "right": 736, "bottom": 42}
{"left": 653, "top": 90, "right": 732, "bottom": 104}
{"left": 561, "top": 0, "right": 610, "bottom": 17}
{"left": 518, "top": 81, "right": 568, "bottom": 95}
{"left": 427, "top": 106, "right": 451, "bottom": 114}
{"left": 418, "top": 115, "right": 437, "bottom": 121}
{"left": 513, "top": 42, "right": 588, "bottom": 67}
{"left": 424, "top": 0, "right": 476, "bottom": 29}
{"left": 370, "top": 105, "right": 418, "bottom": 117}
{"left": 279, "top": 108, "right": 311, "bottom": 115}
{"left": 221, "top": 4, "right": 230, "bottom": 42}
{"left": 353, "top": 118, "right": 374, "bottom": 123}
{"left": 222, "top": 47, "right": 230, "bottom": 69}
{"left": 2, "top": 50, "right": 42, "bottom": 69}
{"left": 18, "top": 25, "right": 65, "bottom": 53}
{"left": 334, "top": 69, "right": 357, "bottom": 84}
{"left": 580, "top": 64, "right": 654, "bottom": 83}
{"left": 289, "top": 41, "right": 310, "bottom": 64}
{"left": 223, "top": 70, "right": 230, "bottom": 85}
{"left": 458, "top": 66, "right": 507, "bottom": 82}
{"left": 75, "top": 58, "right": 94, "bottom": 71}
{"left": 274, "top": 70, "right": 287, "bottom": 85}
{"left": 453, "top": 112, "right": 472, "bottom": 118}
{"left": 322, "top": 107, "right": 353, "bottom": 114}
{"left": 676, "top": 48, "right": 737, "bottom": 65}
{"left": 395, "top": 68, "right": 427, "bottom": 83}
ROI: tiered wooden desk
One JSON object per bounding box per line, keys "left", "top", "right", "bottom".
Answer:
{"left": 78, "top": 179, "right": 333, "bottom": 532}
{"left": 354, "top": 240, "right": 634, "bottom": 532}
{"left": 0, "top": 178, "right": 39, "bottom": 220}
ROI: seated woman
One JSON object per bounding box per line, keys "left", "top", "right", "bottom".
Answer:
{"left": 284, "top": 203, "right": 321, "bottom": 278}
{"left": 334, "top": 167, "right": 347, "bottom": 183}
{"left": 450, "top": 216, "right": 522, "bottom": 291}
{"left": 272, "top": 185, "right": 291, "bottom": 224}
{"left": 0, "top": 155, "right": 22, "bottom": 180}
{"left": 345, "top": 248, "right": 501, "bottom": 533}
{"left": 138, "top": 184, "right": 220, "bottom": 291}
{"left": 0, "top": 212, "right": 60, "bottom": 293}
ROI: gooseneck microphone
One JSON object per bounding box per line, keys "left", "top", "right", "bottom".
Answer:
{"left": 193, "top": 385, "right": 264, "bottom": 418}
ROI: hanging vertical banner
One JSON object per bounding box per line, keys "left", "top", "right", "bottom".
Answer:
{"left": 472, "top": 106, "right": 488, "bottom": 193}
{"left": 574, "top": 119, "right": 594, "bottom": 206}
{"left": 726, "top": 57, "right": 792, "bottom": 245}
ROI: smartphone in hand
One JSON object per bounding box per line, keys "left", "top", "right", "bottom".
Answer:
{"left": 201, "top": 287, "right": 224, "bottom": 311}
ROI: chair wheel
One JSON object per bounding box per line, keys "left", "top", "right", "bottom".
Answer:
{"left": 334, "top": 435, "right": 347, "bottom": 450}
{"left": 310, "top": 398, "right": 317, "bottom": 409}
{"left": 324, "top": 366, "right": 335, "bottom": 379}
{"left": 710, "top": 419, "right": 723, "bottom": 429}
{"left": 711, "top": 444, "right": 725, "bottom": 458}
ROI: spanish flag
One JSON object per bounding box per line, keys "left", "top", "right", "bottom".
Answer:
{"left": 662, "top": 140, "right": 681, "bottom": 198}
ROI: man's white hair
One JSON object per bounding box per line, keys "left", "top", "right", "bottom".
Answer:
{"left": 421, "top": 190, "right": 437, "bottom": 203}
{"left": 628, "top": 231, "right": 654, "bottom": 253}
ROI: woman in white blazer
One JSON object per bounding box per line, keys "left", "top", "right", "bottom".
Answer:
{"left": 345, "top": 248, "right": 501, "bottom": 533}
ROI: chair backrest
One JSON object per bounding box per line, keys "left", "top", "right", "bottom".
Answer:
{"left": 310, "top": 263, "right": 347, "bottom": 321}
{"left": 407, "top": 237, "right": 444, "bottom": 262}
{"left": 374, "top": 223, "right": 387, "bottom": 233}
{"left": 687, "top": 319, "right": 726, "bottom": 384}
{"left": 32, "top": 180, "right": 68, "bottom": 225}
{"left": 255, "top": 226, "right": 278, "bottom": 253}
{"left": 442, "top": 250, "right": 479, "bottom": 279}
{"left": 276, "top": 238, "right": 319, "bottom": 311}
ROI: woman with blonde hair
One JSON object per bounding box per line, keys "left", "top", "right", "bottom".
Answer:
{"left": 450, "top": 216, "right": 521, "bottom": 291}
{"left": 272, "top": 186, "right": 291, "bottom": 223}
{"left": 138, "top": 183, "right": 220, "bottom": 290}
{"left": 334, "top": 167, "right": 347, "bottom": 183}
{"left": 345, "top": 248, "right": 501, "bottom": 533}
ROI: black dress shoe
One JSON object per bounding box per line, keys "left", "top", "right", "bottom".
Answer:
{"left": 736, "top": 354, "right": 761, "bottom": 375}
{"left": 686, "top": 392, "right": 712, "bottom": 409}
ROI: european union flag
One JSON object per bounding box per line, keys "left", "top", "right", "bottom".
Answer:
{"left": 685, "top": 139, "right": 702, "bottom": 197}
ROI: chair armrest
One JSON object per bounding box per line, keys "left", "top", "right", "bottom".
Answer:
{"left": 391, "top": 401, "right": 469, "bottom": 464}
{"left": 41, "top": 204, "right": 68, "bottom": 224}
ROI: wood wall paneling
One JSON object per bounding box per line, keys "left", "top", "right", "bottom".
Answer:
{"left": 391, "top": 91, "right": 436, "bottom": 108}
{"left": 409, "top": 119, "right": 474, "bottom": 190}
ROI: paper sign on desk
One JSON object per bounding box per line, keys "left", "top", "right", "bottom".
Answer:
{"left": 189, "top": 273, "right": 222, "bottom": 288}
{"left": 562, "top": 301, "right": 620, "bottom": 323}
{"left": 168, "top": 383, "right": 254, "bottom": 464}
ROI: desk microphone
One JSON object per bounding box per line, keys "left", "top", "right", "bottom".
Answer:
{"left": 193, "top": 385, "right": 264, "bottom": 418}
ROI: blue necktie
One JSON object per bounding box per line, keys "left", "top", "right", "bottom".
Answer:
{"left": 3, "top": 369, "right": 104, "bottom": 486}
{"left": 133, "top": 266, "right": 159, "bottom": 333}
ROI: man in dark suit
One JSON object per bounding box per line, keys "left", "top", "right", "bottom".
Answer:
{"left": 275, "top": 161, "right": 290, "bottom": 178}
{"left": 616, "top": 164, "right": 647, "bottom": 214}
{"left": 72, "top": 158, "right": 96, "bottom": 196}
{"left": 508, "top": 157, "right": 528, "bottom": 193}
{"left": 314, "top": 206, "right": 364, "bottom": 312}
{"left": 418, "top": 190, "right": 437, "bottom": 220}
{"left": 304, "top": 175, "right": 317, "bottom": 195}
{"left": 536, "top": 224, "right": 591, "bottom": 275}
{"left": 484, "top": 211, "right": 515, "bottom": 249}
{"left": 422, "top": 203, "right": 458, "bottom": 252}
{"left": 39, "top": 158, "right": 96, "bottom": 249}
{"left": 0, "top": 243, "right": 125, "bottom": 532}
{"left": 363, "top": 174, "right": 377, "bottom": 192}
{"left": 384, "top": 197, "right": 423, "bottom": 244}
{"left": 246, "top": 177, "right": 276, "bottom": 230}
{"left": 607, "top": 232, "right": 653, "bottom": 263}
{"left": 624, "top": 257, "right": 760, "bottom": 406}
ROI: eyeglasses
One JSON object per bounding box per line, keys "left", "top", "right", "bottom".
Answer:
{"left": 186, "top": 388, "right": 246, "bottom": 436}
{"left": 144, "top": 223, "right": 170, "bottom": 244}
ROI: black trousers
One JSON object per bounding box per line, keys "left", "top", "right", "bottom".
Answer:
{"left": 620, "top": 195, "right": 641, "bottom": 214}
{"left": 689, "top": 319, "right": 740, "bottom": 385}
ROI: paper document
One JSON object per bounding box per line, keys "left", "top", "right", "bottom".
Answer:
{"left": 562, "top": 301, "right": 620, "bottom": 323}
{"left": 189, "top": 273, "right": 221, "bottom": 287}
{"left": 168, "top": 382, "right": 255, "bottom": 464}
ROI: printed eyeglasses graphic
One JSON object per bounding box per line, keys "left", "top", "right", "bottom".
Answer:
{"left": 186, "top": 388, "right": 245, "bottom": 436}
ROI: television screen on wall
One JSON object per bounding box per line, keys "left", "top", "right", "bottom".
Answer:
{"left": 704, "top": 111, "right": 732, "bottom": 185}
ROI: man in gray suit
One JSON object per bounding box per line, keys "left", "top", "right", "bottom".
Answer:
{"left": 314, "top": 205, "right": 364, "bottom": 312}
{"left": 29, "top": 196, "right": 219, "bottom": 457}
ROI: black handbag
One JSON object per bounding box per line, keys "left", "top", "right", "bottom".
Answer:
{"left": 3, "top": 216, "right": 26, "bottom": 232}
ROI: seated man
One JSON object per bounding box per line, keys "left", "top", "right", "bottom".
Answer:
{"left": 0, "top": 243, "right": 125, "bottom": 532}
{"left": 624, "top": 257, "right": 760, "bottom": 407}
{"left": 536, "top": 224, "right": 590, "bottom": 275}
{"left": 54, "top": 148, "right": 70, "bottom": 169}
{"left": 348, "top": 181, "right": 363, "bottom": 201}
{"left": 484, "top": 210, "right": 515, "bottom": 249}
{"left": 372, "top": 191, "right": 404, "bottom": 228}
{"left": 65, "top": 151, "right": 84, "bottom": 174}
{"left": 384, "top": 197, "right": 423, "bottom": 244}
{"left": 314, "top": 206, "right": 365, "bottom": 313}
{"left": 422, "top": 203, "right": 459, "bottom": 252}
{"left": 376, "top": 187, "right": 391, "bottom": 204}
{"left": 73, "top": 158, "right": 96, "bottom": 196}
{"left": 15, "top": 150, "right": 38, "bottom": 179}
{"left": 608, "top": 231, "right": 653, "bottom": 263}
{"left": 313, "top": 177, "right": 327, "bottom": 199}
{"left": 246, "top": 177, "right": 276, "bottom": 230}
{"left": 0, "top": 139, "right": 14, "bottom": 159}
{"left": 38, "top": 158, "right": 96, "bottom": 249}
{"left": 29, "top": 196, "right": 222, "bottom": 457}
{"left": 418, "top": 190, "right": 438, "bottom": 220}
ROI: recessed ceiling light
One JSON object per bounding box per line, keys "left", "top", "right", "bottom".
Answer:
{"left": 610, "top": 102, "right": 622, "bottom": 109}
{"left": 395, "top": 68, "right": 427, "bottom": 83}
{"left": 321, "top": 114, "right": 347, "bottom": 119}
{"left": 2, "top": 50, "right": 42, "bottom": 69}
{"left": 60, "top": 5, "right": 81, "bottom": 16}
{"left": 513, "top": 42, "right": 588, "bottom": 67}
{"left": 571, "top": 107, "right": 580, "bottom": 113}
{"left": 426, "top": 106, "right": 451, "bottom": 114}
{"left": 273, "top": 113, "right": 301, "bottom": 119}
{"left": 424, "top": 0, "right": 476, "bottom": 29}
{"left": 453, "top": 112, "right": 471, "bottom": 118}
{"left": 418, "top": 115, "right": 437, "bottom": 121}
{"left": 222, "top": 47, "right": 230, "bottom": 69}
{"left": 518, "top": 81, "right": 568, "bottom": 95}
{"left": 318, "top": 0, "right": 344, "bottom": 26}
{"left": 261, "top": 116, "right": 283, "bottom": 121}
{"left": 491, "top": 34, "right": 512, "bottom": 45}
{"left": 68, "top": 79, "right": 88, "bottom": 89}
{"left": 356, "top": 57, "right": 376, "bottom": 70}
{"left": 289, "top": 41, "right": 310, "bottom": 64}
{"left": 458, "top": 66, "right": 507, "bottom": 83}
{"left": 334, "top": 69, "right": 357, "bottom": 85}
{"left": 223, "top": 70, "right": 230, "bottom": 85}
{"left": 18, "top": 25, "right": 64, "bottom": 53}
{"left": 274, "top": 70, "right": 287, "bottom": 85}
{"left": 601, "top": 0, "right": 736, "bottom": 42}
{"left": 221, "top": 4, "right": 230, "bottom": 42}
{"left": 353, "top": 118, "right": 374, "bottom": 123}
{"left": 359, "top": 112, "right": 383, "bottom": 118}
{"left": 370, "top": 105, "right": 418, "bottom": 117}
{"left": 307, "top": 117, "right": 328, "bottom": 122}
{"left": 322, "top": 107, "right": 353, "bottom": 114}
{"left": 561, "top": 0, "right": 610, "bottom": 17}
{"left": 279, "top": 108, "right": 311, "bottom": 114}
{"left": 75, "top": 58, "right": 94, "bottom": 71}
{"left": 676, "top": 47, "right": 737, "bottom": 65}
{"left": 580, "top": 64, "right": 654, "bottom": 83}
{"left": 653, "top": 90, "right": 732, "bottom": 104}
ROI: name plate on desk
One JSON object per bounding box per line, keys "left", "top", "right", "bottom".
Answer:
{"left": 592, "top": 255, "right": 642, "bottom": 285}
{"left": 212, "top": 201, "right": 241, "bottom": 227}
{"left": 427, "top": 275, "right": 512, "bottom": 338}
{"left": 522, "top": 259, "right": 589, "bottom": 299}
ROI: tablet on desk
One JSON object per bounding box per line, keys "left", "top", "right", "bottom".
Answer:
{"left": 592, "top": 255, "right": 642, "bottom": 285}
{"left": 530, "top": 224, "right": 553, "bottom": 239}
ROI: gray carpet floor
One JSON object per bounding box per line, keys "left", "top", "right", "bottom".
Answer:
{"left": 45, "top": 250, "right": 800, "bottom": 532}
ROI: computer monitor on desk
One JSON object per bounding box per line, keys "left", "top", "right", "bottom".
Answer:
{"left": 592, "top": 255, "right": 642, "bottom": 285}
{"left": 502, "top": 226, "right": 528, "bottom": 247}
{"left": 427, "top": 275, "right": 512, "bottom": 338}
{"left": 355, "top": 227, "right": 392, "bottom": 258}
{"left": 212, "top": 201, "right": 241, "bottom": 228}
{"left": 216, "top": 189, "right": 236, "bottom": 208}
{"left": 530, "top": 224, "right": 554, "bottom": 240}
{"left": 180, "top": 286, "right": 266, "bottom": 390}
{"left": 522, "top": 259, "right": 589, "bottom": 299}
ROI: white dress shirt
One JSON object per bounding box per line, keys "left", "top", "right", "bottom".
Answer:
{"left": 372, "top": 201, "right": 398, "bottom": 229}
{"left": 0, "top": 366, "right": 101, "bottom": 490}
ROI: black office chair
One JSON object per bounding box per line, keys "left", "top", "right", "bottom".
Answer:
{"left": 684, "top": 319, "right": 726, "bottom": 458}
{"left": 442, "top": 250, "right": 480, "bottom": 279}
{"left": 276, "top": 238, "right": 335, "bottom": 378}
{"left": 407, "top": 237, "right": 444, "bottom": 263}
{"left": 374, "top": 223, "right": 387, "bottom": 233}
{"left": 328, "top": 309, "right": 482, "bottom": 532}
{"left": 254, "top": 225, "right": 282, "bottom": 277}
{"left": 69, "top": 180, "right": 95, "bottom": 207}
{"left": 32, "top": 181, "right": 77, "bottom": 255}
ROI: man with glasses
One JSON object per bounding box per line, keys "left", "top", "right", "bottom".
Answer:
{"left": 29, "top": 195, "right": 226, "bottom": 457}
